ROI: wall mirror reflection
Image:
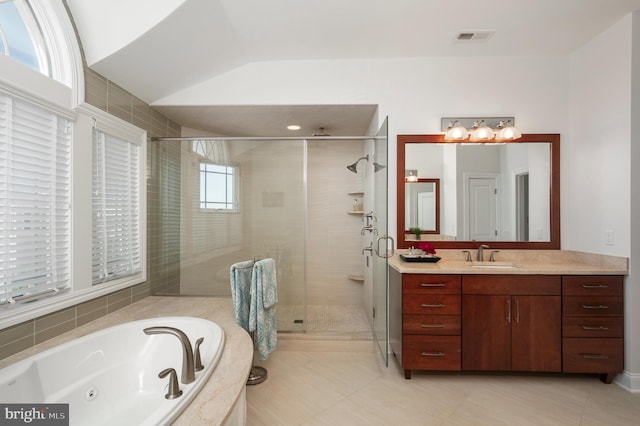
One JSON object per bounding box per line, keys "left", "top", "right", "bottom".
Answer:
{"left": 397, "top": 134, "right": 560, "bottom": 250}
{"left": 405, "top": 178, "right": 440, "bottom": 235}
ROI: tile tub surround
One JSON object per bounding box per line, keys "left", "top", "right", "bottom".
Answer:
{"left": 390, "top": 249, "right": 628, "bottom": 275}
{"left": 0, "top": 296, "right": 253, "bottom": 426}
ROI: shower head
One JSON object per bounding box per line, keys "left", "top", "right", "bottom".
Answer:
{"left": 346, "top": 155, "right": 370, "bottom": 173}
{"left": 373, "top": 162, "right": 386, "bottom": 172}
{"left": 313, "top": 127, "right": 330, "bottom": 136}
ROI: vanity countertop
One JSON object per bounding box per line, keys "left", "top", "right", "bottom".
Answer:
{"left": 389, "top": 249, "right": 628, "bottom": 275}
{"left": 0, "top": 296, "right": 253, "bottom": 426}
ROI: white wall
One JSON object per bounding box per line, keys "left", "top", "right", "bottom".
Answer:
{"left": 569, "top": 13, "right": 637, "bottom": 390}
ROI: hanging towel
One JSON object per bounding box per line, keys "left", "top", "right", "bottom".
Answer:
{"left": 229, "top": 260, "right": 254, "bottom": 332}
{"left": 250, "top": 258, "right": 278, "bottom": 361}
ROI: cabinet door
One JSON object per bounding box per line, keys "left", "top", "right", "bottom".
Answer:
{"left": 462, "top": 295, "right": 511, "bottom": 371}
{"left": 511, "top": 296, "right": 561, "bottom": 372}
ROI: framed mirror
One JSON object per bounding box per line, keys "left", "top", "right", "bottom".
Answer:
{"left": 405, "top": 178, "right": 440, "bottom": 235}
{"left": 397, "top": 134, "right": 560, "bottom": 249}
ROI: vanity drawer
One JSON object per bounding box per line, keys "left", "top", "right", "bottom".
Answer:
{"left": 562, "top": 338, "right": 623, "bottom": 373}
{"left": 403, "top": 314, "right": 461, "bottom": 335}
{"left": 562, "top": 276, "right": 623, "bottom": 296}
{"left": 563, "top": 296, "right": 623, "bottom": 316}
{"left": 462, "top": 275, "right": 561, "bottom": 295}
{"left": 562, "top": 316, "right": 623, "bottom": 338}
{"left": 403, "top": 294, "right": 460, "bottom": 315}
{"left": 403, "top": 335, "right": 461, "bottom": 371}
{"left": 403, "top": 274, "right": 461, "bottom": 294}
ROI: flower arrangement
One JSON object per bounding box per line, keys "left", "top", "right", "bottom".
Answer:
{"left": 416, "top": 241, "right": 436, "bottom": 255}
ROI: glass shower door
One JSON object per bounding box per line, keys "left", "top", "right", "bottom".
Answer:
{"left": 372, "top": 117, "right": 390, "bottom": 365}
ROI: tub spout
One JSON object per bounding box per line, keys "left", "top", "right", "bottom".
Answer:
{"left": 144, "top": 326, "right": 195, "bottom": 384}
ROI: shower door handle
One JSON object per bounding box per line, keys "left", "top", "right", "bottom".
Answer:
{"left": 375, "top": 236, "right": 395, "bottom": 259}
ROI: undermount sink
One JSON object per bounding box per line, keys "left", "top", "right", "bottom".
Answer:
{"left": 470, "top": 263, "right": 520, "bottom": 269}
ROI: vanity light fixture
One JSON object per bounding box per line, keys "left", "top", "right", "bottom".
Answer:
{"left": 469, "top": 120, "right": 495, "bottom": 142}
{"left": 405, "top": 170, "right": 418, "bottom": 182}
{"left": 496, "top": 119, "right": 522, "bottom": 141}
{"left": 444, "top": 120, "right": 469, "bottom": 141}
{"left": 287, "top": 125, "right": 301, "bottom": 130}
{"left": 441, "top": 117, "right": 521, "bottom": 142}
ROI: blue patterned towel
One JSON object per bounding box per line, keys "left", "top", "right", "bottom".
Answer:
{"left": 250, "top": 258, "right": 278, "bottom": 361}
{"left": 229, "top": 260, "right": 254, "bottom": 332}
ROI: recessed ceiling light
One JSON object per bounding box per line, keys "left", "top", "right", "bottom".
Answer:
{"left": 287, "top": 125, "right": 301, "bottom": 130}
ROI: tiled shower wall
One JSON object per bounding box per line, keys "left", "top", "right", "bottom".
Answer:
{"left": 0, "top": 68, "right": 182, "bottom": 360}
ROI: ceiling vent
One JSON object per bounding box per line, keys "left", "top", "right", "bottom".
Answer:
{"left": 455, "top": 31, "right": 495, "bottom": 41}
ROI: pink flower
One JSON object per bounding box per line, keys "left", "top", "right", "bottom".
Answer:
{"left": 417, "top": 242, "right": 436, "bottom": 255}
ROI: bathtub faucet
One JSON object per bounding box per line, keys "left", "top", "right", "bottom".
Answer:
{"left": 144, "top": 326, "right": 196, "bottom": 384}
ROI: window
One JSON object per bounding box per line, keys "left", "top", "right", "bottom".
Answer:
{"left": 92, "top": 128, "right": 143, "bottom": 284}
{"left": 0, "top": 0, "right": 49, "bottom": 75}
{"left": 200, "top": 162, "right": 239, "bottom": 211}
{"left": 0, "top": 91, "right": 71, "bottom": 308}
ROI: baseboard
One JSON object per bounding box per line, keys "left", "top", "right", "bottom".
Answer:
{"left": 614, "top": 370, "right": 640, "bottom": 393}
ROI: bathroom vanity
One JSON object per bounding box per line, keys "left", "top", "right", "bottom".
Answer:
{"left": 389, "top": 250, "right": 627, "bottom": 384}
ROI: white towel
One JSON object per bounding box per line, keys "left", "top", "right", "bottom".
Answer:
{"left": 250, "top": 258, "right": 278, "bottom": 361}
{"left": 229, "top": 260, "right": 254, "bottom": 332}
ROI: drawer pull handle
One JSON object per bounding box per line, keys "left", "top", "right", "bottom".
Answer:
{"left": 582, "top": 325, "right": 609, "bottom": 330}
{"left": 581, "top": 284, "right": 609, "bottom": 289}
{"left": 582, "top": 304, "right": 609, "bottom": 310}
{"left": 582, "top": 354, "right": 609, "bottom": 360}
{"left": 421, "top": 352, "right": 445, "bottom": 357}
{"left": 421, "top": 283, "right": 446, "bottom": 287}
{"left": 420, "top": 324, "right": 445, "bottom": 328}
{"left": 421, "top": 304, "right": 445, "bottom": 308}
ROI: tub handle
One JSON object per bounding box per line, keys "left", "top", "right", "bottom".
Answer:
{"left": 159, "top": 368, "right": 183, "bottom": 400}
{"left": 194, "top": 337, "right": 205, "bottom": 371}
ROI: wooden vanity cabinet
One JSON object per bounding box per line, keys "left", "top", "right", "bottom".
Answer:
{"left": 390, "top": 271, "right": 461, "bottom": 379}
{"left": 562, "top": 275, "right": 624, "bottom": 384}
{"left": 461, "top": 275, "right": 562, "bottom": 372}
{"left": 391, "top": 268, "right": 625, "bottom": 383}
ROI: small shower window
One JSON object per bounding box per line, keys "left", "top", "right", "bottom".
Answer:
{"left": 199, "top": 162, "right": 239, "bottom": 212}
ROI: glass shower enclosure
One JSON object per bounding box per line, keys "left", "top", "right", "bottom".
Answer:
{"left": 147, "top": 128, "right": 388, "bottom": 345}
{"left": 148, "top": 138, "right": 307, "bottom": 332}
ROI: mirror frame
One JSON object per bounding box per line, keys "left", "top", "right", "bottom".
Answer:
{"left": 397, "top": 133, "right": 560, "bottom": 250}
{"left": 405, "top": 178, "right": 440, "bottom": 234}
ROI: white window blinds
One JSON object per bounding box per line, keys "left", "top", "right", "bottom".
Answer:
{"left": 0, "top": 93, "right": 71, "bottom": 307}
{"left": 92, "top": 128, "right": 142, "bottom": 284}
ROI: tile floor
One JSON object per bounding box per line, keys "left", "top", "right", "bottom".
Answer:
{"left": 246, "top": 338, "right": 640, "bottom": 425}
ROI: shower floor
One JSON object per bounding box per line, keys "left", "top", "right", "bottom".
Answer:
{"left": 277, "top": 304, "right": 373, "bottom": 340}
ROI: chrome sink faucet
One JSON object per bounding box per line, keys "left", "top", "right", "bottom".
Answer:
{"left": 477, "top": 244, "right": 490, "bottom": 262}
{"left": 144, "top": 326, "right": 196, "bottom": 384}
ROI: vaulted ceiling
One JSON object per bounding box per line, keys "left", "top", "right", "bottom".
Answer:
{"left": 66, "top": 0, "right": 640, "bottom": 136}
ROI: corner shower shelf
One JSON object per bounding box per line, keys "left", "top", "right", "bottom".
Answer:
{"left": 348, "top": 191, "right": 364, "bottom": 196}
{"left": 348, "top": 211, "right": 364, "bottom": 215}
{"left": 347, "top": 274, "right": 364, "bottom": 282}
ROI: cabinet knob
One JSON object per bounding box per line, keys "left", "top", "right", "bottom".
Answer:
{"left": 421, "top": 352, "right": 445, "bottom": 357}
{"left": 420, "top": 324, "right": 445, "bottom": 328}
{"left": 581, "top": 325, "right": 609, "bottom": 330}
{"left": 581, "top": 284, "right": 609, "bottom": 289}
{"left": 421, "top": 283, "right": 446, "bottom": 287}
{"left": 421, "top": 304, "right": 445, "bottom": 308}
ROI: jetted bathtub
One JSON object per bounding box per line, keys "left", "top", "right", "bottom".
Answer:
{"left": 0, "top": 316, "right": 225, "bottom": 425}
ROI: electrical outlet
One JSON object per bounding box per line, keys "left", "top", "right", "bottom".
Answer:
{"left": 605, "top": 230, "right": 614, "bottom": 246}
